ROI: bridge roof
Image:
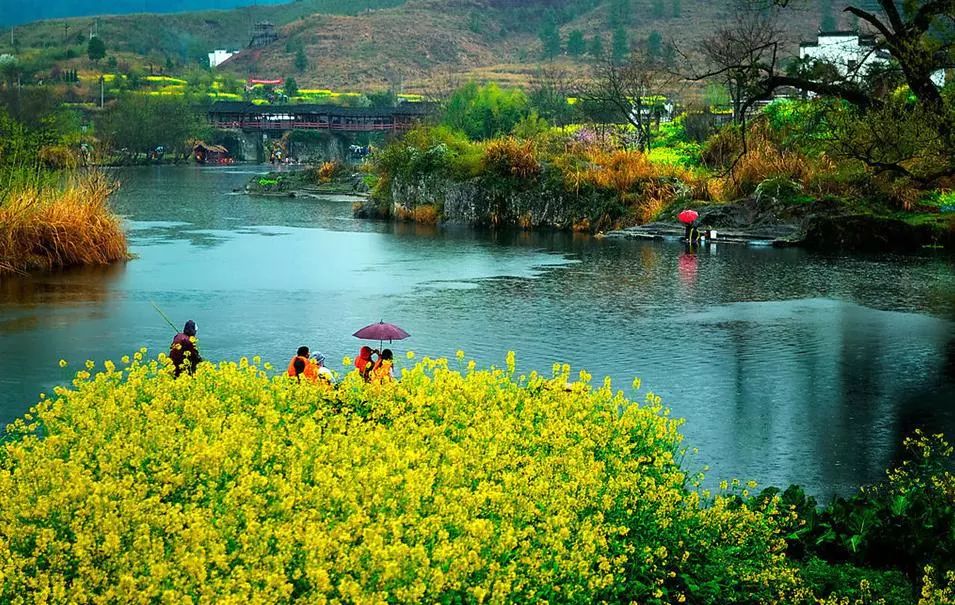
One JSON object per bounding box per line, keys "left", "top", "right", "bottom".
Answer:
{"left": 209, "top": 101, "right": 435, "bottom": 117}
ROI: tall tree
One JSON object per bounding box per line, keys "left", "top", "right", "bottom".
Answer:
{"left": 611, "top": 26, "right": 629, "bottom": 62}
{"left": 87, "top": 36, "right": 106, "bottom": 64}
{"left": 652, "top": 0, "right": 666, "bottom": 18}
{"left": 529, "top": 65, "right": 576, "bottom": 127}
{"left": 608, "top": 0, "right": 631, "bottom": 27}
{"left": 567, "top": 30, "right": 586, "bottom": 56}
{"left": 672, "top": 0, "right": 682, "bottom": 17}
{"left": 284, "top": 76, "right": 299, "bottom": 98}
{"left": 589, "top": 35, "right": 605, "bottom": 57}
{"left": 294, "top": 48, "right": 308, "bottom": 72}
{"left": 539, "top": 20, "right": 562, "bottom": 59}
{"left": 647, "top": 30, "right": 663, "bottom": 58}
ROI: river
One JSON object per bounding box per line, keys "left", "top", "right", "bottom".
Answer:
{"left": 2, "top": 165, "right": 954, "bottom": 498}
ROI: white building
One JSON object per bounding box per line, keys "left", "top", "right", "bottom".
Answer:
{"left": 799, "top": 31, "right": 886, "bottom": 79}
{"left": 799, "top": 31, "right": 946, "bottom": 87}
{"left": 208, "top": 50, "right": 238, "bottom": 69}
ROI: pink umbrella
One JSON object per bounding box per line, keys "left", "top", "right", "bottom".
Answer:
{"left": 353, "top": 321, "right": 411, "bottom": 349}
{"left": 678, "top": 209, "right": 699, "bottom": 225}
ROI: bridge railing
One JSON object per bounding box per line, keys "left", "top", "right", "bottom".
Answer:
{"left": 211, "top": 120, "right": 413, "bottom": 132}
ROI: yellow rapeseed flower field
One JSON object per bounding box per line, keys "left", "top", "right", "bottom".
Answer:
{"left": 0, "top": 353, "right": 801, "bottom": 604}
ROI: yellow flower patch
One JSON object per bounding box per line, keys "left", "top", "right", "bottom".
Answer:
{"left": 0, "top": 354, "right": 797, "bottom": 603}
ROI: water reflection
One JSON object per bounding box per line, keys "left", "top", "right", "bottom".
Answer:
{"left": 0, "top": 165, "right": 953, "bottom": 499}
{"left": 0, "top": 263, "right": 125, "bottom": 309}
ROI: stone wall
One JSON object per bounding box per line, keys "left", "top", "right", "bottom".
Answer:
{"left": 389, "top": 175, "right": 591, "bottom": 229}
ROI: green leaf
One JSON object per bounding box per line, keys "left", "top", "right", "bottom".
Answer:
{"left": 890, "top": 494, "right": 909, "bottom": 516}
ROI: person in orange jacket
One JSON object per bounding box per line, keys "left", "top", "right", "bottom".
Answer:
{"left": 355, "top": 346, "right": 377, "bottom": 382}
{"left": 287, "top": 346, "right": 319, "bottom": 383}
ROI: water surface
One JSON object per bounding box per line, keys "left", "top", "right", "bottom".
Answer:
{"left": 2, "top": 165, "right": 953, "bottom": 498}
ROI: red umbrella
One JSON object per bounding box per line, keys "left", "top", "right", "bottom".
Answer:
{"left": 353, "top": 321, "right": 411, "bottom": 348}
{"left": 678, "top": 209, "right": 699, "bottom": 225}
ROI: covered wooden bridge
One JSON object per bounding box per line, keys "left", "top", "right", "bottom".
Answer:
{"left": 208, "top": 101, "right": 434, "bottom": 132}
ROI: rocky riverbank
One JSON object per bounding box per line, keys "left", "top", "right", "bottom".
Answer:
{"left": 610, "top": 197, "right": 955, "bottom": 251}
{"left": 245, "top": 168, "right": 370, "bottom": 197}
{"left": 357, "top": 174, "right": 954, "bottom": 252}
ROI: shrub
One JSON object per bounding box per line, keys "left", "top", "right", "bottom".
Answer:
{"left": 0, "top": 172, "right": 127, "bottom": 275}
{"left": 0, "top": 354, "right": 799, "bottom": 603}
{"left": 754, "top": 177, "right": 811, "bottom": 204}
{"left": 920, "top": 566, "right": 955, "bottom": 605}
{"left": 768, "top": 432, "right": 955, "bottom": 588}
{"left": 482, "top": 138, "right": 541, "bottom": 182}
{"left": 313, "top": 160, "right": 344, "bottom": 184}
{"left": 373, "top": 126, "right": 481, "bottom": 183}
{"left": 395, "top": 203, "right": 440, "bottom": 225}
{"left": 796, "top": 558, "right": 915, "bottom": 605}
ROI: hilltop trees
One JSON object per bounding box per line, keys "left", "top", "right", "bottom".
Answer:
{"left": 612, "top": 27, "right": 629, "bottom": 62}
{"left": 539, "top": 20, "right": 562, "bottom": 59}
{"left": 294, "top": 48, "right": 308, "bottom": 73}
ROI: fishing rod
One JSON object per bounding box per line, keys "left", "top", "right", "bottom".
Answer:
{"left": 150, "top": 301, "right": 179, "bottom": 334}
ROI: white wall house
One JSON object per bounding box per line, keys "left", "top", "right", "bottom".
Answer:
{"left": 799, "top": 31, "right": 947, "bottom": 87}
{"left": 208, "top": 50, "right": 237, "bottom": 69}
{"left": 799, "top": 31, "right": 886, "bottom": 79}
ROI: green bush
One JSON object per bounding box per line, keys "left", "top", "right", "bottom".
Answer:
{"left": 762, "top": 432, "right": 955, "bottom": 584}
{"left": 797, "top": 558, "right": 915, "bottom": 605}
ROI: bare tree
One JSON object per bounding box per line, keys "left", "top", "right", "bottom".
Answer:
{"left": 578, "top": 51, "right": 676, "bottom": 151}
{"left": 685, "top": 0, "right": 955, "bottom": 182}
{"left": 528, "top": 65, "right": 577, "bottom": 128}
{"left": 757, "top": 0, "right": 954, "bottom": 115}
{"left": 695, "top": 8, "right": 785, "bottom": 124}
{"left": 422, "top": 65, "right": 462, "bottom": 113}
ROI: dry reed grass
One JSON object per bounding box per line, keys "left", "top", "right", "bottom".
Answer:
{"left": 0, "top": 172, "right": 128, "bottom": 276}
{"left": 706, "top": 120, "right": 840, "bottom": 202}
{"left": 482, "top": 138, "right": 541, "bottom": 180}
{"left": 575, "top": 149, "right": 699, "bottom": 223}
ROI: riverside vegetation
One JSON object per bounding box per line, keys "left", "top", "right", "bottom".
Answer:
{"left": 0, "top": 108, "right": 127, "bottom": 276}
{"left": 0, "top": 352, "right": 952, "bottom": 604}
{"left": 363, "top": 84, "right": 955, "bottom": 248}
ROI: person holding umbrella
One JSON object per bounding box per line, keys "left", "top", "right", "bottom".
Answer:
{"left": 353, "top": 321, "right": 410, "bottom": 382}
{"left": 678, "top": 208, "right": 701, "bottom": 244}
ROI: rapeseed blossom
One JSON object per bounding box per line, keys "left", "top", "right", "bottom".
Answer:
{"left": 0, "top": 353, "right": 800, "bottom": 603}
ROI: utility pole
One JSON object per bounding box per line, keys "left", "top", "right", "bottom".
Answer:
{"left": 63, "top": 23, "right": 70, "bottom": 45}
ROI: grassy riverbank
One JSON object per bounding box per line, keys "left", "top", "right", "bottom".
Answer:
{"left": 361, "top": 88, "right": 955, "bottom": 249}
{"left": 1, "top": 353, "right": 952, "bottom": 603}
{"left": 0, "top": 106, "right": 128, "bottom": 276}
{"left": 0, "top": 172, "right": 128, "bottom": 276}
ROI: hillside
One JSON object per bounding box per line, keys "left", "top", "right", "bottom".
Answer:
{"left": 6, "top": 0, "right": 834, "bottom": 91}
{"left": 224, "top": 0, "right": 830, "bottom": 90}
